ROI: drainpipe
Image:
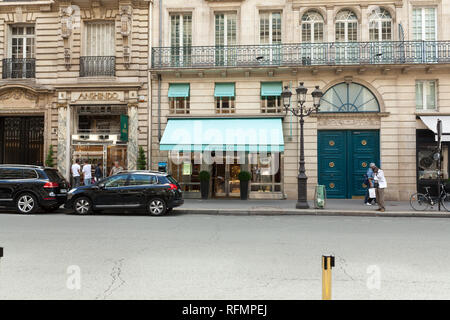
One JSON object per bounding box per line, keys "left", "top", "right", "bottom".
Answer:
{"left": 157, "top": 0, "right": 162, "bottom": 142}
{"left": 148, "top": 0, "right": 153, "bottom": 168}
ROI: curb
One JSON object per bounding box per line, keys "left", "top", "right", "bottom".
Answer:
{"left": 175, "top": 208, "right": 450, "bottom": 218}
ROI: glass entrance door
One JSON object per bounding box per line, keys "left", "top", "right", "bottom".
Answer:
{"left": 212, "top": 156, "right": 241, "bottom": 198}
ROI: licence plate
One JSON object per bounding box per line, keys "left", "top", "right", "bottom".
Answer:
{"left": 60, "top": 189, "right": 67, "bottom": 193}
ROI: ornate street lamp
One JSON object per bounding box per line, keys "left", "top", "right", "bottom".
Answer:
{"left": 282, "top": 83, "right": 323, "bottom": 209}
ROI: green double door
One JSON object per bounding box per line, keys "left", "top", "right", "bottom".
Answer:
{"left": 318, "top": 130, "right": 380, "bottom": 199}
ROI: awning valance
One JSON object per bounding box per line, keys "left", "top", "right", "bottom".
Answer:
{"left": 420, "top": 116, "right": 450, "bottom": 142}
{"left": 261, "top": 82, "right": 282, "bottom": 97}
{"left": 160, "top": 118, "right": 284, "bottom": 152}
{"left": 214, "top": 83, "right": 235, "bottom": 97}
{"left": 168, "top": 83, "right": 190, "bottom": 98}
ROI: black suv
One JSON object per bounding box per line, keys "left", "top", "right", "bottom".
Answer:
{"left": 65, "top": 171, "right": 184, "bottom": 216}
{"left": 0, "top": 165, "right": 70, "bottom": 214}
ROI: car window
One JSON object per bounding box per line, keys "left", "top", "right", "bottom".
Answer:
{"left": 44, "top": 169, "right": 63, "bottom": 181}
{"left": 0, "top": 168, "right": 23, "bottom": 180}
{"left": 128, "top": 174, "right": 158, "bottom": 186}
{"left": 22, "top": 169, "right": 37, "bottom": 179}
{"left": 104, "top": 174, "right": 128, "bottom": 188}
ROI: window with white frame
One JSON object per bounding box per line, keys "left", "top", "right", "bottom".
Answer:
{"left": 170, "top": 97, "right": 190, "bottom": 114}
{"left": 215, "top": 12, "right": 237, "bottom": 66}
{"left": 335, "top": 10, "right": 358, "bottom": 42}
{"left": 301, "top": 11, "right": 324, "bottom": 43}
{"left": 261, "top": 96, "right": 282, "bottom": 113}
{"left": 10, "top": 25, "right": 35, "bottom": 59}
{"left": 84, "top": 21, "right": 115, "bottom": 56}
{"left": 369, "top": 8, "right": 392, "bottom": 41}
{"left": 412, "top": 7, "right": 437, "bottom": 41}
{"left": 260, "top": 12, "right": 282, "bottom": 44}
{"left": 216, "top": 97, "right": 235, "bottom": 114}
{"left": 215, "top": 13, "right": 237, "bottom": 46}
{"left": 170, "top": 13, "right": 192, "bottom": 66}
{"left": 416, "top": 80, "right": 437, "bottom": 110}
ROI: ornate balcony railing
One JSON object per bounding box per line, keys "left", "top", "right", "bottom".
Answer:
{"left": 2, "top": 58, "right": 35, "bottom": 79}
{"left": 80, "top": 56, "right": 115, "bottom": 77}
{"left": 152, "top": 41, "right": 450, "bottom": 69}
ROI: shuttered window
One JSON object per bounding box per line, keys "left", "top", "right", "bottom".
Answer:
{"left": 84, "top": 22, "right": 115, "bottom": 56}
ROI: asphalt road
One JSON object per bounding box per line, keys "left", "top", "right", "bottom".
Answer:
{"left": 0, "top": 210, "right": 450, "bottom": 299}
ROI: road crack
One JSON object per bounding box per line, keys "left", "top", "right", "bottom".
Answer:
{"left": 97, "top": 259, "right": 126, "bottom": 299}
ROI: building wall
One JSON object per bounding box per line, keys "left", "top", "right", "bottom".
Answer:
{"left": 0, "top": 0, "right": 151, "bottom": 179}
{"left": 150, "top": 0, "right": 450, "bottom": 201}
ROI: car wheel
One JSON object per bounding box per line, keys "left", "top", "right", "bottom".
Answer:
{"left": 74, "top": 197, "right": 92, "bottom": 215}
{"left": 16, "top": 193, "right": 38, "bottom": 214}
{"left": 148, "top": 198, "right": 167, "bottom": 216}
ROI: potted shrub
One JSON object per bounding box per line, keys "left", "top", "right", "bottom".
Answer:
{"left": 238, "top": 171, "right": 251, "bottom": 200}
{"left": 199, "top": 170, "right": 210, "bottom": 200}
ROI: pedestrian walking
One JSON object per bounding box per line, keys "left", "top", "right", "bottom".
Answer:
{"left": 364, "top": 162, "right": 376, "bottom": 206}
{"left": 95, "top": 162, "right": 103, "bottom": 182}
{"left": 109, "top": 161, "right": 123, "bottom": 176}
{"left": 373, "top": 166, "right": 387, "bottom": 212}
{"left": 71, "top": 159, "right": 81, "bottom": 187}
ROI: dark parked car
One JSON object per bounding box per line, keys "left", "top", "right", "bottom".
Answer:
{"left": 65, "top": 171, "right": 184, "bottom": 216}
{"left": 0, "top": 165, "right": 70, "bottom": 214}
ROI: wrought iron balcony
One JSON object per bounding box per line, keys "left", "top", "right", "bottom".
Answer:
{"left": 152, "top": 41, "right": 450, "bottom": 69}
{"left": 2, "top": 58, "right": 35, "bottom": 79}
{"left": 80, "top": 56, "right": 115, "bottom": 77}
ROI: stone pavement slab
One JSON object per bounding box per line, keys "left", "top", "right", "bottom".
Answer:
{"left": 175, "top": 199, "right": 450, "bottom": 218}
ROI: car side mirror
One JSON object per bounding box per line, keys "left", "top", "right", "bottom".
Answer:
{"left": 98, "top": 183, "right": 105, "bottom": 189}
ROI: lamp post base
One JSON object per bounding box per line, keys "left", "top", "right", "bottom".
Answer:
{"left": 296, "top": 201, "right": 310, "bottom": 209}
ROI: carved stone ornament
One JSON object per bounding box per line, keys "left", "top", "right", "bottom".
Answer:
{"left": 0, "top": 89, "right": 38, "bottom": 109}
{"left": 317, "top": 116, "right": 381, "bottom": 128}
{"left": 120, "top": 6, "right": 132, "bottom": 37}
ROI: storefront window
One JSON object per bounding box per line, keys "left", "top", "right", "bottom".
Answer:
{"left": 417, "top": 129, "right": 449, "bottom": 195}
{"left": 170, "top": 153, "right": 201, "bottom": 193}
{"left": 249, "top": 153, "right": 281, "bottom": 192}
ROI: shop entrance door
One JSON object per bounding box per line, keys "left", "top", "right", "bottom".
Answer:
{"left": 318, "top": 130, "right": 380, "bottom": 199}
{"left": 212, "top": 159, "right": 241, "bottom": 198}
{"left": 72, "top": 144, "right": 127, "bottom": 180}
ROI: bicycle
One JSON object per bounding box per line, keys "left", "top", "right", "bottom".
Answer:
{"left": 410, "top": 184, "right": 450, "bottom": 211}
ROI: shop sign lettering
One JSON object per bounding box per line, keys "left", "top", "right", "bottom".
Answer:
{"left": 71, "top": 91, "right": 124, "bottom": 103}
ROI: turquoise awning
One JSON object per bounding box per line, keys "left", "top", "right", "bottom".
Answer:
{"left": 214, "top": 83, "right": 235, "bottom": 97}
{"left": 261, "top": 82, "right": 282, "bottom": 97}
{"left": 160, "top": 118, "right": 284, "bottom": 152}
{"left": 168, "top": 83, "right": 190, "bottom": 98}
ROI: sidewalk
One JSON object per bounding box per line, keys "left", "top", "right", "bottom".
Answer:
{"left": 175, "top": 199, "right": 450, "bottom": 218}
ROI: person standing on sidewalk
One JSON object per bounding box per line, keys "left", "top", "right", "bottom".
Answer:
{"left": 71, "top": 159, "right": 81, "bottom": 187}
{"left": 94, "top": 162, "right": 103, "bottom": 182}
{"left": 364, "top": 163, "right": 376, "bottom": 206}
{"left": 373, "top": 166, "right": 387, "bottom": 212}
{"left": 82, "top": 160, "right": 92, "bottom": 186}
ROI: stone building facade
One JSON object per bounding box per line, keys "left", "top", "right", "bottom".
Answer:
{"left": 149, "top": 0, "right": 450, "bottom": 201}
{"left": 0, "top": 0, "right": 151, "bottom": 180}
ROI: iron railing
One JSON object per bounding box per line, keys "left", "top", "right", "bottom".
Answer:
{"left": 2, "top": 58, "right": 35, "bottom": 79}
{"left": 152, "top": 41, "right": 450, "bottom": 69}
{"left": 80, "top": 56, "right": 115, "bottom": 77}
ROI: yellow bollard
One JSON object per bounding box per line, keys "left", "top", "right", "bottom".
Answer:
{"left": 322, "top": 255, "right": 335, "bottom": 300}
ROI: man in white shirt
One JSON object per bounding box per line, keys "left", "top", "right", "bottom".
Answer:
{"left": 71, "top": 159, "right": 81, "bottom": 187}
{"left": 82, "top": 160, "right": 92, "bottom": 186}
{"left": 373, "top": 166, "right": 387, "bottom": 212}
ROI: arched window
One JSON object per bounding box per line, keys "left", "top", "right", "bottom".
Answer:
{"left": 301, "top": 11, "right": 324, "bottom": 43}
{"left": 335, "top": 10, "right": 358, "bottom": 42}
{"left": 369, "top": 8, "right": 392, "bottom": 41}
{"left": 320, "top": 82, "right": 380, "bottom": 112}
